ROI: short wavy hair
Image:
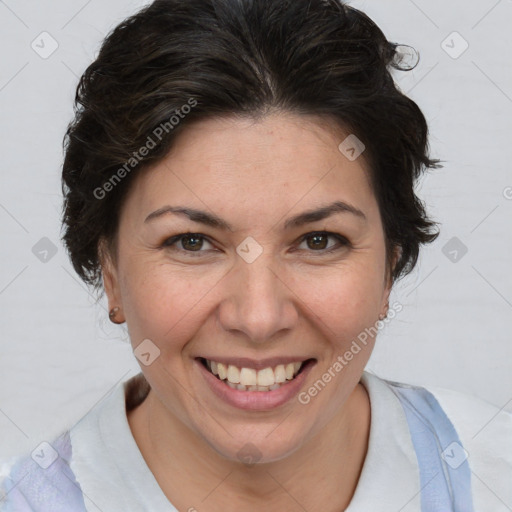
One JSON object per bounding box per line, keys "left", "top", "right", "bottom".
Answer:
{"left": 61, "top": 0, "right": 440, "bottom": 292}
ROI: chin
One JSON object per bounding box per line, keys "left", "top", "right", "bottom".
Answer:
{"left": 202, "top": 427, "right": 305, "bottom": 466}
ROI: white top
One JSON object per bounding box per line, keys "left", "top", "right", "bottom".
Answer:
{"left": 64, "top": 371, "right": 512, "bottom": 512}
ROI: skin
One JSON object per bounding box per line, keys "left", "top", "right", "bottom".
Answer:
{"left": 101, "top": 112, "right": 396, "bottom": 512}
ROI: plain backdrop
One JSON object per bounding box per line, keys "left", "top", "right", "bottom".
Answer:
{"left": 0, "top": 0, "right": 511, "bottom": 462}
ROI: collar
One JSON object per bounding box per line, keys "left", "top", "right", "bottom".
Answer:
{"left": 69, "top": 371, "right": 421, "bottom": 512}
{"left": 69, "top": 373, "right": 175, "bottom": 512}
{"left": 346, "top": 371, "right": 421, "bottom": 511}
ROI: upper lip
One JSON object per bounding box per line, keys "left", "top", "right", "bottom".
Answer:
{"left": 197, "top": 356, "right": 314, "bottom": 371}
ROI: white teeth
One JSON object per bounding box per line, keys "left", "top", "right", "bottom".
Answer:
{"left": 227, "top": 365, "right": 240, "bottom": 384}
{"left": 217, "top": 362, "right": 227, "bottom": 380}
{"left": 240, "top": 367, "right": 257, "bottom": 386}
{"left": 257, "top": 367, "right": 275, "bottom": 387}
{"left": 204, "top": 358, "right": 307, "bottom": 391}
{"left": 274, "top": 365, "right": 286, "bottom": 383}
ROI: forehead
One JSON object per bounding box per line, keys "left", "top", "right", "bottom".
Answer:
{"left": 122, "top": 112, "right": 377, "bottom": 225}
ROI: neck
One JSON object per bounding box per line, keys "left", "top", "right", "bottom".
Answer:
{"left": 128, "top": 382, "right": 370, "bottom": 512}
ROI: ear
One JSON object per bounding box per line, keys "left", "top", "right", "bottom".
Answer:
{"left": 99, "top": 237, "right": 125, "bottom": 323}
{"left": 380, "top": 245, "right": 401, "bottom": 317}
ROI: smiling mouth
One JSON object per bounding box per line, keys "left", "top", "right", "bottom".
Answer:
{"left": 198, "top": 357, "right": 315, "bottom": 392}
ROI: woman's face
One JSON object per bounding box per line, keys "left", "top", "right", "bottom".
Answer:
{"left": 103, "top": 112, "right": 393, "bottom": 463}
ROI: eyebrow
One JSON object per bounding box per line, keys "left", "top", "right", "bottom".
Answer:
{"left": 144, "top": 200, "right": 367, "bottom": 230}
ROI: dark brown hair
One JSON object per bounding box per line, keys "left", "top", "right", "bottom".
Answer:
{"left": 61, "top": 0, "right": 440, "bottom": 292}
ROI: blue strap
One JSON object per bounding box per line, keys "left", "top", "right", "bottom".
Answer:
{"left": 388, "top": 381, "right": 475, "bottom": 512}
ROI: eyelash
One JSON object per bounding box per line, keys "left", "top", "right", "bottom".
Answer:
{"left": 161, "top": 231, "right": 351, "bottom": 257}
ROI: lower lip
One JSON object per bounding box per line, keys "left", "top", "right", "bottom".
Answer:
{"left": 195, "top": 358, "right": 316, "bottom": 411}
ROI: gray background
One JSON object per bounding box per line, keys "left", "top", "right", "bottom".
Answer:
{"left": 0, "top": 0, "right": 511, "bottom": 464}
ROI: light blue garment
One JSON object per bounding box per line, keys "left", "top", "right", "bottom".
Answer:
{"left": 388, "top": 379, "right": 475, "bottom": 512}
{"left": 1, "top": 382, "right": 474, "bottom": 511}
{"left": 1, "top": 431, "right": 87, "bottom": 512}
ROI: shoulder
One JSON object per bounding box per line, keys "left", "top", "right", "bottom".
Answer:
{"left": 425, "top": 384, "right": 512, "bottom": 508}
{"left": 426, "top": 384, "right": 512, "bottom": 440}
{"left": 0, "top": 430, "right": 88, "bottom": 511}
{"left": 380, "top": 375, "right": 512, "bottom": 509}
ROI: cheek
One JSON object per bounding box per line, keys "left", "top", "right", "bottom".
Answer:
{"left": 119, "top": 259, "right": 225, "bottom": 352}
{"left": 291, "top": 258, "right": 385, "bottom": 348}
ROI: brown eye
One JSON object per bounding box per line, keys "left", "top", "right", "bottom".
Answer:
{"left": 180, "top": 234, "right": 204, "bottom": 251}
{"left": 297, "top": 232, "right": 350, "bottom": 253}
{"left": 162, "top": 233, "right": 215, "bottom": 256}
{"left": 306, "top": 233, "right": 329, "bottom": 250}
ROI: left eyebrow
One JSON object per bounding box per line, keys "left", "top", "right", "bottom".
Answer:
{"left": 143, "top": 200, "right": 367, "bottom": 230}
{"left": 283, "top": 201, "right": 367, "bottom": 229}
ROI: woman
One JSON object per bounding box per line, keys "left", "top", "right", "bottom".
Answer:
{"left": 1, "top": 0, "right": 510, "bottom": 510}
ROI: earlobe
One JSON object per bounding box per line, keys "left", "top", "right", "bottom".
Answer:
{"left": 108, "top": 305, "right": 125, "bottom": 324}
{"left": 378, "top": 302, "right": 389, "bottom": 321}
{"left": 99, "top": 238, "right": 125, "bottom": 324}
{"left": 103, "top": 265, "right": 126, "bottom": 325}
{"left": 379, "top": 286, "right": 391, "bottom": 321}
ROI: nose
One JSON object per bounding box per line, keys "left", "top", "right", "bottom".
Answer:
{"left": 217, "top": 255, "right": 299, "bottom": 344}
